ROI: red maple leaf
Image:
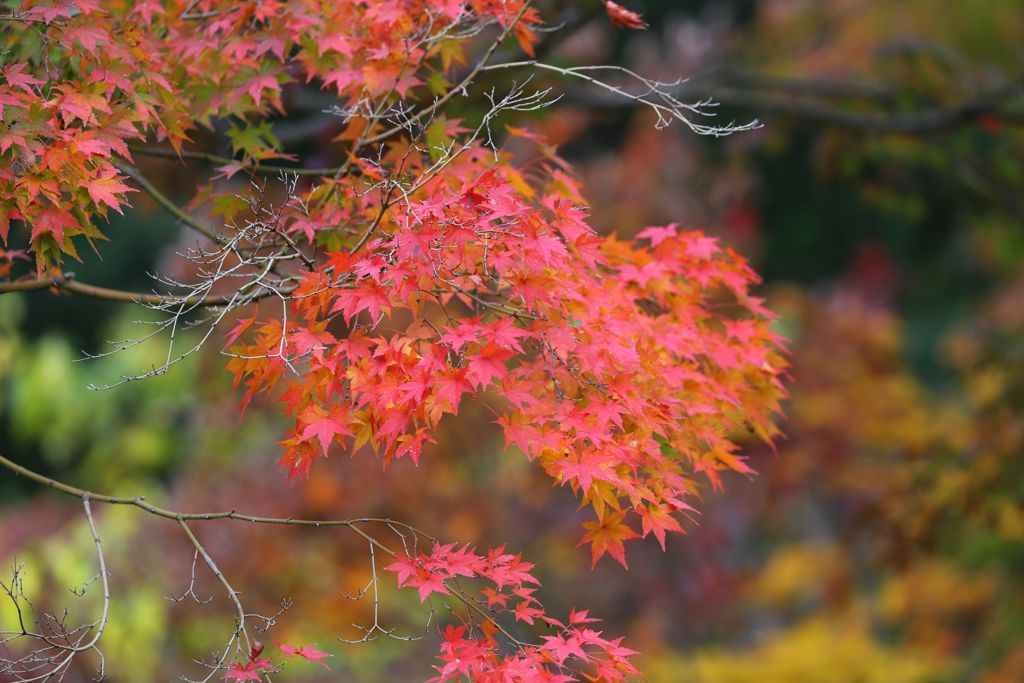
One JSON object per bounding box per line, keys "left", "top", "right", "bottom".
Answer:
{"left": 465, "top": 343, "right": 512, "bottom": 389}
{"left": 407, "top": 566, "right": 450, "bottom": 602}
{"left": 245, "top": 73, "right": 281, "bottom": 104}
{"left": 278, "top": 643, "right": 332, "bottom": 670}
{"left": 2, "top": 63, "right": 43, "bottom": 93}
{"left": 299, "top": 404, "right": 351, "bottom": 455}
{"left": 639, "top": 504, "right": 685, "bottom": 551}
{"left": 383, "top": 553, "right": 420, "bottom": 586}
{"left": 32, "top": 207, "right": 78, "bottom": 243}
{"left": 224, "top": 662, "right": 264, "bottom": 682}
{"left": 541, "top": 633, "right": 588, "bottom": 666}
{"left": 604, "top": 1, "right": 648, "bottom": 30}
{"left": 330, "top": 281, "right": 391, "bottom": 323}
{"left": 86, "top": 166, "right": 134, "bottom": 213}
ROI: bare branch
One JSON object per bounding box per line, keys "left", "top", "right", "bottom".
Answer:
{"left": 0, "top": 271, "right": 282, "bottom": 307}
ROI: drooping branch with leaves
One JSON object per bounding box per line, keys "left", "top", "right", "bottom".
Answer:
{"left": 0, "top": 1, "right": 787, "bottom": 681}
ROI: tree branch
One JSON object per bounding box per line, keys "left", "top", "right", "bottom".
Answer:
{"left": 128, "top": 146, "right": 345, "bottom": 177}
{"left": 559, "top": 73, "right": 1024, "bottom": 133}
{"left": 112, "top": 160, "right": 224, "bottom": 244}
{"left": 0, "top": 272, "right": 278, "bottom": 307}
{"left": 0, "top": 452, "right": 528, "bottom": 648}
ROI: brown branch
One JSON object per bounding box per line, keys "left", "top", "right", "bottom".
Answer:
{"left": 128, "top": 146, "right": 345, "bottom": 177}
{"left": 707, "top": 88, "right": 1024, "bottom": 133}
{"left": 0, "top": 272, "right": 273, "bottom": 307}
{"left": 177, "top": 519, "right": 249, "bottom": 650}
{"left": 112, "top": 160, "right": 224, "bottom": 243}
{"left": 0, "top": 453, "right": 525, "bottom": 646}
{"left": 0, "top": 453, "right": 408, "bottom": 549}
{"left": 560, "top": 73, "right": 1024, "bottom": 133}
{"left": 707, "top": 68, "right": 898, "bottom": 103}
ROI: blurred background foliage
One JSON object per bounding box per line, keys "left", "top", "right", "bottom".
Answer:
{"left": 3, "top": 0, "right": 1024, "bottom": 681}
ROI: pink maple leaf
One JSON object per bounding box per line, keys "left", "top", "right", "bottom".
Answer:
{"left": 299, "top": 404, "right": 350, "bottom": 455}
{"left": 278, "top": 643, "right": 332, "bottom": 670}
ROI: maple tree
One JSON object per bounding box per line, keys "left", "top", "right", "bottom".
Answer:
{"left": 0, "top": 1, "right": 788, "bottom": 681}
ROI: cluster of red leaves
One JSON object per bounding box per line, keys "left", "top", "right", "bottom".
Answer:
{"left": 224, "top": 640, "right": 331, "bottom": 682}
{"left": 3, "top": 4, "right": 786, "bottom": 676}
{"left": 386, "top": 543, "right": 639, "bottom": 682}
{"left": 227, "top": 144, "right": 786, "bottom": 565}
{"left": 0, "top": 0, "right": 542, "bottom": 269}
{"left": 0, "top": 0, "right": 786, "bottom": 567}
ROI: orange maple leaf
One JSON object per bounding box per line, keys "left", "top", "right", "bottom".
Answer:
{"left": 579, "top": 511, "right": 639, "bottom": 568}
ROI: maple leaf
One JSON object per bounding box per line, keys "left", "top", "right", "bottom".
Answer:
{"left": 330, "top": 282, "right": 391, "bottom": 323}
{"left": 484, "top": 552, "right": 539, "bottom": 589}
{"left": 278, "top": 643, "right": 332, "bottom": 670}
{"left": 384, "top": 553, "right": 420, "bottom": 586}
{"left": 214, "top": 161, "right": 246, "bottom": 180}
{"left": 224, "top": 316, "right": 257, "bottom": 347}
{"left": 483, "top": 587, "right": 510, "bottom": 609}
{"left": 245, "top": 73, "right": 282, "bottom": 105}
{"left": 541, "top": 634, "right": 588, "bottom": 666}
{"left": 465, "top": 343, "right": 512, "bottom": 389}
{"left": 393, "top": 75, "right": 422, "bottom": 98}
{"left": 289, "top": 326, "right": 336, "bottom": 361}
{"left": 299, "top": 404, "right": 351, "bottom": 455}
{"left": 554, "top": 452, "right": 618, "bottom": 493}
{"left": 2, "top": 64, "right": 43, "bottom": 94}
{"left": 0, "top": 120, "right": 28, "bottom": 153}
{"left": 579, "top": 511, "right": 639, "bottom": 569}
{"left": 441, "top": 318, "right": 484, "bottom": 351}
{"left": 86, "top": 167, "right": 134, "bottom": 213}
{"left": 0, "top": 203, "right": 20, "bottom": 244}
{"left": 483, "top": 318, "right": 530, "bottom": 352}
{"left": 394, "top": 428, "right": 435, "bottom": 465}
{"left": 321, "top": 64, "right": 357, "bottom": 93}
{"left": 226, "top": 121, "right": 280, "bottom": 160}
{"left": 54, "top": 87, "right": 110, "bottom": 126}
{"left": 514, "top": 16, "right": 540, "bottom": 57}
{"left": 639, "top": 504, "right": 685, "bottom": 551}
{"left": 636, "top": 222, "right": 680, "bottom": 246}
{"left": 64, "top": 25, "right": 109, "bottom": 54}
{"left": 428, "top": 543, "right": 484, "bottom": 578}
{"left": 224, "top": 662, "right": 262, "bottom": 682}
{"left": 409, "top": 566, "right": 450, "bottom": 602}
{"left": 318, "top": 30, "right": 354, "bottom": 57}
{"left": 70, "top": 132, "right": 113, "bottom": 157}
{"left": 568, "top": 607, "right": 601, "bottom": 625}
{"left": 435, "top": 369, "right": 472, "bottom": 413}
{"left": 604, "top": 1, "right": 648, "bottom": 30}
{"left": 31, "top": 207, "right": 79, "bottom": 243}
